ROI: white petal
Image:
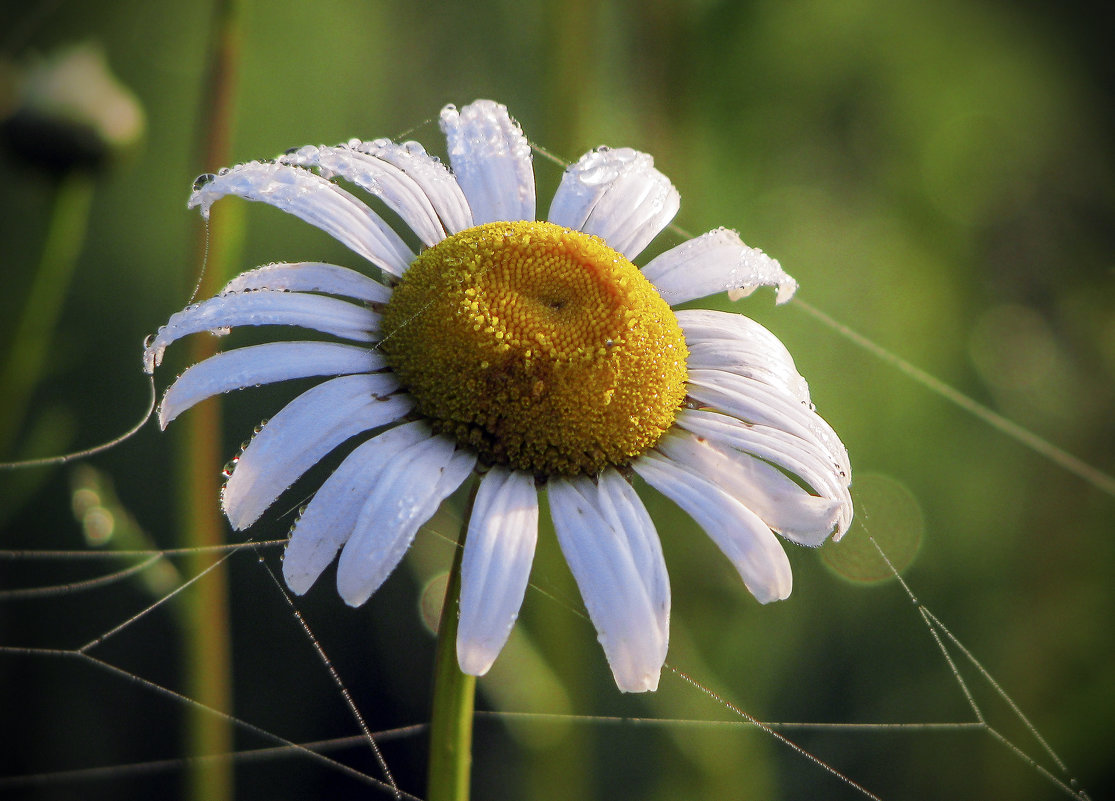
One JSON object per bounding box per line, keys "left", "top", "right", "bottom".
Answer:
{"left": 655, "top": 430, "right": 841, "bottom": 546}
{"left": 675, "top": 408, "right": 853, "bottom": 538}
{"left": 676, "top": 308, "right": 797, "bottom": 355}
{"left": 222, "top": 374, "right": 412, "bottom": 530}
{"left": 688, "top": 368, "right": 828, "bottom": 452}
{"left": 439, "top": 100, "right": 535, "bottom": 224}
{"left": 677, "top": 308, "right": 810, "bottom": 402}
{"left": 642, "top": 228, "right": 798, "bottom": 306}
{"left": 283, "top": 421, "right": 431, "bottom": 595}
{"left": 548, "top": 470, "right": 670, "bottom": 693}
{"left": 676, "top": 308, "right": 799, "bottom": 367}
{"left": 548, "top": 147, "right": 679, "bottom": 260}
{"left": 685, "top": 342, "right": 811, "bottom": 404}
{"left": 686, "top": 369, "right": 851, "bottom": 477}
{"left": 159, "top": 341, "right": 383, "bottom": 428}
{"left": 142, "top": 291, "right": 378, "bottom": 373}
{"left": 188, "top": 161, "right": 414, "bottom": 276}
{"left": 281, "top": 144, "right": 446, "bottom": 247}
{"left": 355, "top": 138, "right": 474, "bottom": 235}
{"left": 677, "top": 403, "right": 844, "bottom": 498}
{"left": 457, "top": 467, "right": 539, "bottom": 676}
{"left": 336, "top": 437, "right": 476, "bottom": 606}
{"left": 633, "top": 451, "right": 792, "bottom": 604}
{"left": 221, "top": 262, "right": 391, "bottom": 303}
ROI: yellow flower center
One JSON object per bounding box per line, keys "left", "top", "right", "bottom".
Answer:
{"left": 379, "top": 221, "right": 689, "bottom": 477}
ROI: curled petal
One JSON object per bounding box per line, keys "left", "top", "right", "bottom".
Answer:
{"left": 457, "top": 467, "right": 539, "bottom": 676}
{"left": 222, "top": 374, "right": 412, "bottom": 530}
{"left": 633, "top": 451, "right": 792, "bottom": 604}
{"left": 188, "top": 161, "right": 414, "bottom": 276}
{"left": 221, "top": 262, "right": 391, "bottom": 303}
{"left": 686, "top": 369, "right": 851, "bottom": 479}
{"left": 439, "top": 99, "right": 535, "bottom": 224}
{"left": 281, "top": 144, "right": 446, "bottom": 247}
{"left": 677, "top": 308, "right": 810, "bottom": 402}
{"left": 655, "top": 430, "right": 841, "bottom": 546}
{"left": 548, "top": 470, "right": 670, "bottom": 693}
{"left": 354, "top": 138, "right": 474, "bottom": 235}
{"left": 548, "top": 146, "right": 679, "bottom": 260}
{"left": 159, "top": 341, "right": 383, "bottom": 428}
{"left": 685, "top": 342, "right": 811, "bottom": 405}
{"left": 675, "top": 408, "right": 853, "bottom": 539}
{"left": 143, "top": 291, "right": 378, "bottom": 373}
{"left": 643, "top": 227, "right": 798, "bottom": 306}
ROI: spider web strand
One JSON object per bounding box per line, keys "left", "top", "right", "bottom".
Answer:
{"left": 251, "top": 544, "right": 403, "bottom": 800}
{"left": 791, "top": 298, "right": 1115, "bottom": 497}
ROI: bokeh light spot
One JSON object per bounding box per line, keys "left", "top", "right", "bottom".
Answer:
{"left": 822, "top": 472, "right": 923, "bottom": 582}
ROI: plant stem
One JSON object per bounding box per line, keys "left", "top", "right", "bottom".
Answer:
{"left": 178, "top": 1, "right": 242, "bottom": 800}
{"left": 0, "top": 170, "right": 94, "bottom": 458}
{"left": 427, "top": 481, "right": 479, "bottom": 801}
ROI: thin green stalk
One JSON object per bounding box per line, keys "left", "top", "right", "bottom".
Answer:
{"left": 427, "top": 481, "right": 480, "bottom": 801}
{"left": 0, "top": 170, "right": 94, "bottom": 458}
{"left": 178, "top": 2, "right": 242, "bottom": 800}
{"left": 177, "top": 193, "right": 243, "bottom": 801}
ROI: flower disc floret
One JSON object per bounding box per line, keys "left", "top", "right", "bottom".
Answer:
{"left": 380, "top": 221, "right": 689, "bottom": 476}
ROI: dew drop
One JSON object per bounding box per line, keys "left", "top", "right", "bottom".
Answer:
{"left": 221, "top": 456, "right": 239, "bottom": 478}
{"left": 192, "top": 173, "right": 216, "bottom": 191}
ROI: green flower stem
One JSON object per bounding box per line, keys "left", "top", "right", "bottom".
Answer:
{"left": 178, "top": 182, "right": 244, "bottom": 801}
{"left": 178, "top": 1, "right": 242, "bottom": 800}
{"left": 0, "top": 170, "right": 94, "bottom": 458}
{"left": 427, "top": 481, "right": 480, "bottom": 801}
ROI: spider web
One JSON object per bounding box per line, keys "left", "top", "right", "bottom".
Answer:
{"left": 1, "top": 31, "right": 1110, "bottom": 797}
{"left": 0, "top": 302, "right": 1103, "bottom": 799}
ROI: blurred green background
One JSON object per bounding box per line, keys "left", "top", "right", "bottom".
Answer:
{"left": 1, "top": 0, "right": 1112, "bottom": 799}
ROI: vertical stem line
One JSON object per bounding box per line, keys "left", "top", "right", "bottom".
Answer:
{"left": 427, "top": 480, "right": 480, "bottom": 801}
{"left": 179, "top": 1, "right": 242, "bottom": 800}
{"left": 0, "top": 170, "right": 94, "bottom": 457}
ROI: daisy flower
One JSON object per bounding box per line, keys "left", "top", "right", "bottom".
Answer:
{"left": 144, "top": 99, "right": 852, "bottom": 693}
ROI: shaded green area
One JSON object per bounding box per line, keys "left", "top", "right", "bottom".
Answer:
{"left": 1, "top": 1, "right": 1112, "bottom": 799}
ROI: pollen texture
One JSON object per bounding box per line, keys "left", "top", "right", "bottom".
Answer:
{"left": 380, "top": 221, "right": 688, "bottom": 476}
